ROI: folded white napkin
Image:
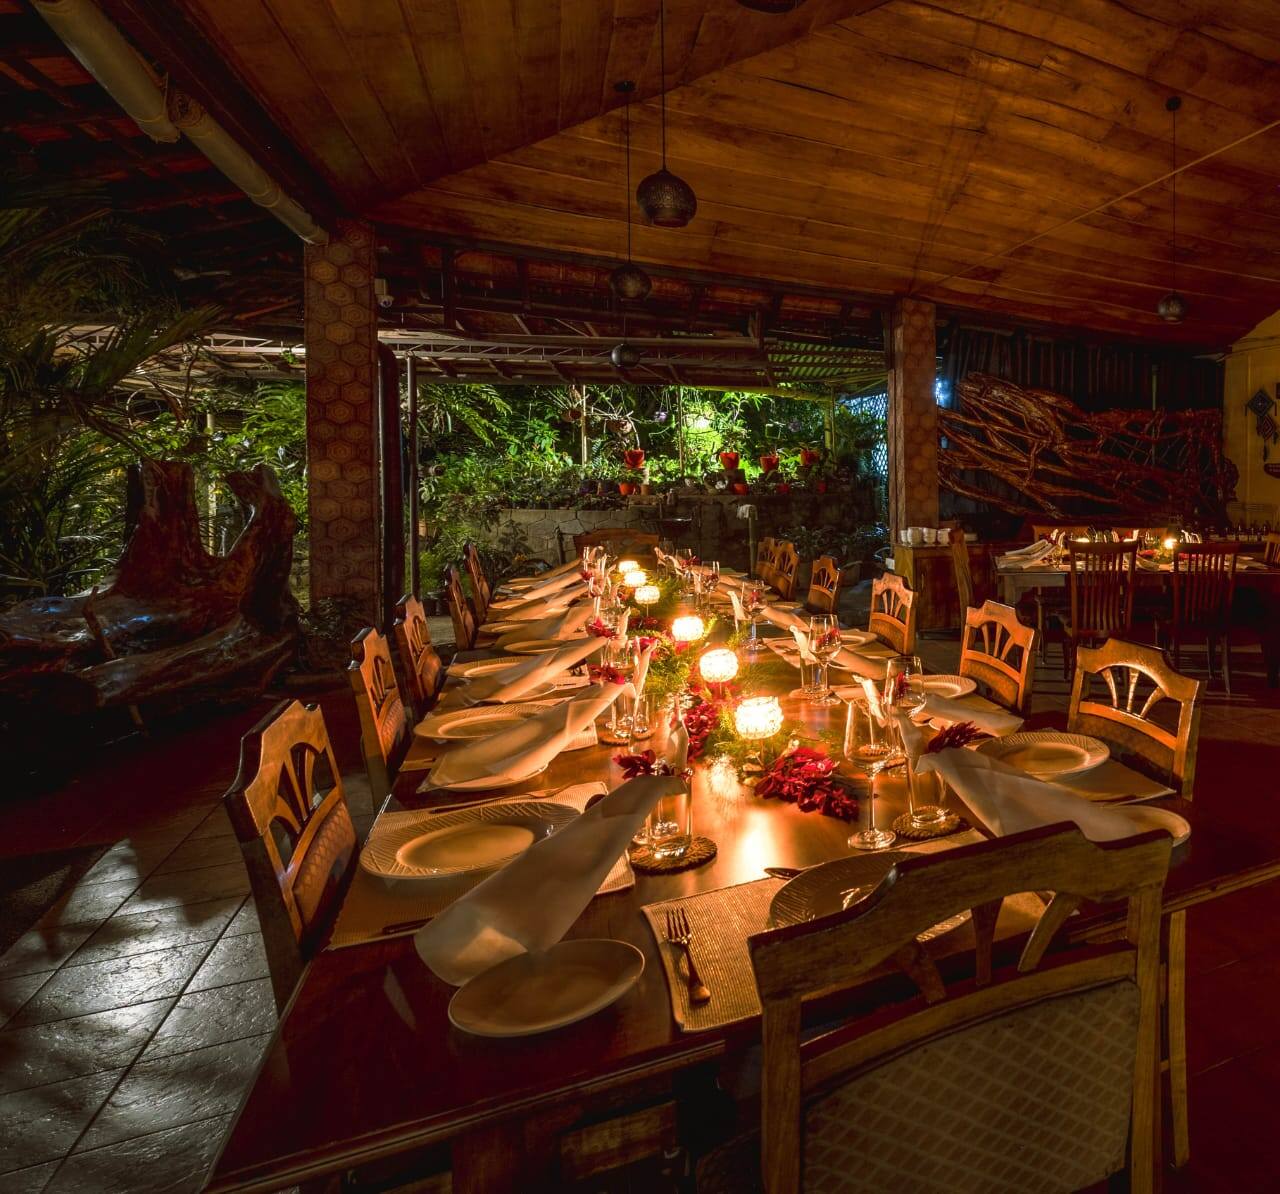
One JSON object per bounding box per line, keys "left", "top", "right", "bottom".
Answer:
{"left": 832, "top": 642, "right": 887, "bottom": 679}
{"left": 915, "top": 747, "right": 1143, "bottom": 841}
{"left": 499, "top": 560, "right": 579, "bottom": 592}
{"left": 861, "top": 676, "right": 887, "bottom": 724}
{"left": 430, "top": 683, "right": 626, "bottom": 790}
{"left": 415, "top": 772, "right": 684, "bottom": 985}
{"left": 495, "top": 603, "right": 594, "bottom": 647}
{"left": 633, "top": 637, "right": 657, "bottom": 696}
{"left": 996, "top": 540, "right": 1056, "bottom": 570}
{"left": 463, "top": 637, "right": 603, "bottom": 705}
{"left": 919, "top": 693, "right": 1023, "bottom": 737}
{"left": 728, "top": 588, "right": 746, "bottom": 625}
{"left": 759, "top": 603, "right": 808, "bottom": 634}
{"left": 498, "top": 569, "right": 585, "bottom": 606}
{"left": 790, "top": 625, "right": 818, "bottom": 663}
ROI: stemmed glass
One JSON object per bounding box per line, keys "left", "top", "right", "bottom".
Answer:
{"left": 844, "top": 696, "right": 896, "bottom": 850}
{"left": 701, "top": 560, "right": 721, "bottom": 613}
{"left": 742, "top": 582, "right": 766, "bottom": 656}
{"left": 882, "top": 654, "right": 925, "bottom": 767}
{"left": 806, "top": 614, "right": 842, "bottom": 706}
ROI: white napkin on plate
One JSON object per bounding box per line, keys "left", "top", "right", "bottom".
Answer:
{"left": 996, "top": 540, "right": 1056, "bottom": 569}
{"left": 495, "top": 603, "right": 594, "bottom": 647}
{"left": 415, "top": 772, "right": 684, "bottom": 985}
{"left": 920, "top": 694, "right": 1023, "bottom": 737}
{"left": 633, "top": 637, "right": 657, "bottom": 695}
{"left": 493, "top": 570, "right": 585, "bottom": 607}
{"left": 790, "top": 625, "right": 818, "bottom": 663}
{"left": 728, "top": 588, "right": 746, "bottom": 625}
{"left": 759, "top": 603, "right": 808, "bottom": 634}
{"left": 463, "top": 637, "right": 603, "bottom": 705}
{"left": 915, "top": 746, "right": 1144, "bottom": 841}
{"left": 429, "top": 683, "right": 627, "bottom": 790}
{"left": 860, "top": 676, "right": 887, "bottom": 724}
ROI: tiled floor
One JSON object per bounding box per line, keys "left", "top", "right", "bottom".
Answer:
{"left": 0, "top": 630, "right": 1278, "bottom": 1191}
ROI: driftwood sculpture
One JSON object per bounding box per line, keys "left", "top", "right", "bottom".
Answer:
{"left": 0, "top": 460, "right": 299, "bottom": 715}
{"left": 938, "top": 374, "right": 1235, "bottom": 520}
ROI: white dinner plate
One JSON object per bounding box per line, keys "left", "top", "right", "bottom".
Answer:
{"left": 976, "top": 731, "right": 1109, "bottom": 779}
{"left": 920, "top": 675, "right": 978, "bottom": 699}
{"left": 360, "top": 800, "right": 576, "bottom": 880}
{"left": 448, "top": 939, "right": 645, "bottom": 1037}
{"left": 426, "top": 757, "right": 550, "bottom": 792}
{"left": 840, "top": 630, "right": 876, "bottom": 646}
{"left": 451, "top": 656, "right": 526, "bottom": 679}
{"left": 413, "top": 703, "right": 547, "bottom": 741}
{"left": 1113, "top": 804, "right": 1191, "bottom": 847}
{"left": 505, "top": 638, "right": 572, "bottom": 655}
{"left": 769, "top": 856, "right": 969, "bottom": 941}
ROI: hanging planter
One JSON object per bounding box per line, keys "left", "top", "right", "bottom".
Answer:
{"left": 759, "top": 452, "right": 779, "bottom": 473}
{"left": 719, "top": 451, "right": 740, "bottom": 471}
{"left": 623, "top": 448, "right": 646, "bottom": 469}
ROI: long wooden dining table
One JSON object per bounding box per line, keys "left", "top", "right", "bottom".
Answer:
{"left": 208, "top": 631, "right": 1280, "bottom": 1193}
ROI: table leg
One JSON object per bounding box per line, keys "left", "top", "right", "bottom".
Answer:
{"left": 452, "top": 1103, "right": 581, "bottom": 1194}
{"left": 1164, "top": 910, "right": 1190, "bottom": 1168}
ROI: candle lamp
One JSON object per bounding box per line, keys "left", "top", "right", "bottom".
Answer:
{"left": 698, "top": 647, "right": 739, "bottom": 692}
{"left": 670, "top": 614, "right": 706, "bottom": 644}
{"left": 634, "top": 583, "right": 661, "bottom": 609}
{"left": 735, "top": 695, "right": 783, "bottom": 740}
{"left": 617, "top": 559, "right": 640, "bottom": 575}
{"left": 621, "top": 568, "right": 648, "bottom": 589}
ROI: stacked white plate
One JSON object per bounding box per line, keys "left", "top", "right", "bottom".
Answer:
{"left": 414, "top": 703, "right": 546, "bottom": 742}
{"left": 975, "top": 731, "right": 1109, "bottom": 779}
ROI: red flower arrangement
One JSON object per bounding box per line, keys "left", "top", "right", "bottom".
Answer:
{"left": 631, "top": 615, "right": 662, "bottom": 631}
{"left": 589, "top": 664, "right": 628, "bottom": 685}
{"left": 586, "top": 617, "right": 617, "bottom": 639}
{"left": 683, "top": 696, "right": 724, "bottom": 760}
{"left": 612, "top": 749, "right": 680, "bottom": 779}
{"left": 757, "top": 747, "right": 859, "bottom": 820}
{"left": 924, "top": 721, "right": 985, "bottom": 753}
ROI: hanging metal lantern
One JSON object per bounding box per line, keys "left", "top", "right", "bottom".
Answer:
{"left": 611, "top": 342, "right": 642, "bottom": 369}
{"left": 737, "top": 0, "right": 806, "bottom": 9}
{"left": 636, "top": 167, "right": 697, "bottom": 228}
{"left": 610, "top": 261, "right": 652, "bottom": 301}
{"left": 1156, "top": 97, "right": 1187, "bottom": 325}
{"left": 1157, "top": 292, "right": 1188, "bottom": 324}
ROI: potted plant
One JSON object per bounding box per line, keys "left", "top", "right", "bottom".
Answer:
{"left": 731, "top": 481, "right": 751, "bottom": 495}
{"left": 623, "top": 448, "right": 646, "bottom": 469}
{"left": 800, "top": 447, "right": 822, "bottom": 468}
{"left": 759, "top": 451, "right": 780, "bottom": 473}
{"left": 719, "top": 450, "right": 740, "bottom": 471}
{"left": 618, "top": 465, "right": 645, "bottom": 496}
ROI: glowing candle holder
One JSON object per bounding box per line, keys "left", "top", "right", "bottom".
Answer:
{"left": 735, "top": 695, "right": 783, "bottom": 741}
{"left": 698, "top": 647, "right": 740, "bottom": 686}
{"left": 1162, "top": 537, "right": 1178, "bottom": 551}
{"left": 617, "top": 559, "right": 640, "bottom": 575}
{"left": 670, "top": 614, "right": 706, "bottom": 644}
{"left": 634, "top": 583, "right": 661, "bottom": 609}
{"left": 621, "top": 568, "right": 648, "bottom": 589}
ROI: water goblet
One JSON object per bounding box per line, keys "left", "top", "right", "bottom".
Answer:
{"left": 806, "top": 614, "right": 842, "bottom": 706}
{"left": 843, "top": 696, "right": 896, "bottom": 851}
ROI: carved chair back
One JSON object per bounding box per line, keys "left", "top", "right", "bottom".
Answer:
{"left": 463, "top": 541, "right": 492, "bottom": 623}
{"left": 1070, "top": 638, "right": 1201, "bottom": 796}
{"left": 868, "top": 572, "right": 917, "bottom": 654}
{"left": 755, "top": 536, "right": 778, "bottom": 587}
{"left": 225, "top": 700, "right": 357, "bottom": 1011}
{"left": 1170, "top": 541, "right": 1238, "bottom": 631}
{"left": 348, "top": 627, "right": 409, "bottom": 803}
{"left": 748, "top": 825, "right": 1170, "bottom": 1194}
{"left": 772, "top": 540, "right": 800, "bottom": 599}
{"left": 393, "top": 594, "right": 443, "bottom": 721}
{"left": 1264, "top": 532, "right": 1280, "bottom": 566}
{"left": 950, "top": 533, "right": 975, "bottom": 617}
{"left": 959, "top": 600, "right": 1037, "bottom": 713}
{"left": 805, "top": 555, "right": 843, "bottom": 614}
{"left": 444, "top": 564, "right": 478, "bottom": 650}
{"left": 1066, "top": 540, "right": 1136, "bottom": 642}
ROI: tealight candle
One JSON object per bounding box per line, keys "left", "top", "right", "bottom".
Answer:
{"left": 621, "top": 568, "right": 647, "bottom": 589}
{"left": 1163, "top": 537, "right": 1178, "bottom": 551}
{"left": 670, "top": 614, "right": 706, "bottom": 643}
{"left": 698, "top": 647, "right": 739, "bottom": 685}
{"left": 634, "top": 583, "right": 661, "bottom": 608}
{"left": 617, "top": 559, "right": 640, "bottom": 575}
{"left": 735, "top": 695, "right": 783, "bottom": 741}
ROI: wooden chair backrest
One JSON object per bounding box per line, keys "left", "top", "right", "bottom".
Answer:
{"left": 571, "top": 528, "right": 658, "bottom": 558}
{"left": 959, "top": 599, "right": 1037, "bottom": 713}
{"left": 1070, "top": 638, "right": 1201, "bottom": 796}
{"left": 1066, "top": 540, "right": 1136, "bottom": 640}
{"left": 1170, "top": 541, "right": 1239, "bottom": 629}
{"left": 805, "top": 555, "right": 843, "bottom": 614}
{"left": 1264, "top": 532, "right": 1280, "bottom": 566}
{"left": 348, "top": 626, "right": 409, "bottom": 803}
{"left": 444, "top": 564, "right": 478, "bottom": 649}
{"left": 749, "top": 824, "right": 1170, "bottom": 1194}
{"left": 950, "top": 533, "right": 974, "bottom": 616}
{"left": 224, "top": 700, "right": 357, "bottom": 1011}
{"left": 772, "top": 540, "right": 800, "bottom": 599}
{"left": 756, "top": 536, "right": 778, "bottom": 586}
{"left": 868, "top": 572, "right": 917, "bottom": 654}
{"left": 463, "top": 541, "right": 492, "bottom": 623}
{"left": 392, "top": 593, "right": 443, "bottom": 721}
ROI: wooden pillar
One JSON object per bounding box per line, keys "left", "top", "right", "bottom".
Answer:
{"left": 304, "top": 218, "right": 381, "bottom": 620}
{"left": 887, "top": 297, "right": 939, "bottom": 538}
{"left": 377, "top": 343, "right": 405, "bottom": 630}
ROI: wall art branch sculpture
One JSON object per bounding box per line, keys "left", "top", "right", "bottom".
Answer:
{"left": 938, "top": 373, "right": 1236, "bottom": 519}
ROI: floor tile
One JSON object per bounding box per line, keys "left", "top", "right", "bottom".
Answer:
{"left": 0, "top": 975, "right": 50, "bottom": 1031}
{"left": 0, "top": 926, "right": 96, "bottom": 982}
{"left": 151, "top": 836, "right": 245, "bottom": 876}
{"left": 0, "top": 1160, "right": 56, "bottom": 1193}
{"left": 35, "top": 881, "right": 139, "bottom": 931}
{"left": 77, "top": 1037, "right": 267, "bottom": 1151}
{"left": 13, "top": 945, "right": 210, "bottom": 1028}
{"left": 186, "top": 935, "right": 269, "bottom": 992}
{"left": 75, "top": 840, "right": 172, "bottom": 889}
{"left": 0, "top": 1002, "right": 172, "bottom": 1096}
{"left": 111, "top": 865, "right": 249, "bottom": 917}
{"left": 46, "top": 1113, "right": 231, "bottom": 1194}
{"left": 0, "top": 1068, "right": 122, "bottom": 1173}
{"left": 222, "top": 900, "right": 260, "bottom": 938}
{"left": 184, "top": 810, "right": 234, "bottom": 842}
{"left": 143, "top": 980, "right": 275, "bottom": 1061}
{"left": 69, "top": 900, "right": 240, "bottom": 968}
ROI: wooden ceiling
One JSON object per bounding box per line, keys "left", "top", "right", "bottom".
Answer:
{"left": 99, "top": 1, "right": 1280, "bottom": 346}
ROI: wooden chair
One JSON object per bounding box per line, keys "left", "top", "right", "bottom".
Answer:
{"left": 772, "top": 540, "right": 799, "bottom": 600}
{"left": 1069, "top": 637, "right": 1201, "bottom": 1168}
{"left": 1059, "top": 540, "right": 1137, "bottom": 678}
{"left": 950, "top": 533, "right": 977, "bottom": 623}
{"left": 742, "top": 825, "right": 1170, "bottom": 1194}
{"left": 755, "top": 536, "right": 778, "bottom": 586}
{"left": 959, "top": 599, "right": 1037, "bottom": 714}
{"left": 1264, "top": 532, "right": 1280, "bottom": 566}
{"left": 463, "top": 541, "right": 492, "bottom": 624}
{"left": 805, "top": 555, "right": 843, "bottom": 615}
{"left": 1166, "top": 541, "right": 1239, "bottom": 691}
{"left": 571, "top": 528, "right": 658, "bottom": 558}
{"left": 348, "top": 627, "right": 410, "bottom": 804}
{"left": 444, "top": 564, "right": 478, "bottom": 650}
{"left": 868, "top": 572, "right": 917, "bottom": 654}
{"left": 224, "top": 700, "right": 357, "bottom": 1012}
{"left": 393, "top": 594, "right": 444, "bottom": 721}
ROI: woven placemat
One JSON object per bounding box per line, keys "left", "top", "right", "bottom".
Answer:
{"left": 327, "top": 783, "right": 626, "bottom": 951}
{"left": 641, "top": 879, "right": 783, "bottom": 1033}
{"left": 629, "top": 835, "right": 718, "bottom": 873}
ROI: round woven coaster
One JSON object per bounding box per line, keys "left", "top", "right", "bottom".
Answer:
{"left": 891, "top": 812, "right": 969, "bottom": 841}
{"left": 628, "top": 835, "right": 718, "bottom": 873}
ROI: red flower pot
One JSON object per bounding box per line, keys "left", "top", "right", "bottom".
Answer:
{"left": 815, "top": 479, "right": 828, "bottom": 493}
{"left": 800, "top": 448, "right": 822, "bottom": 467}
{"left": 776, "top": 481, "right": 791, "bottom": 494}
{"left": 623, "top": 448, "right": 645, "bottom": 468}
{"left": 732, "top": 482, "right": 751, "bottom": 494}
{"left": 719, "top": 451, "right": 740, "bottom": 471}
{"left": 759, "top": 453, "right": 779, "bottom": 472}
{"left": 618, "top": 481, "right": 636, "bottom": 496}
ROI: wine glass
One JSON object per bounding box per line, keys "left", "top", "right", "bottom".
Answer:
{"left": 882, "top": 655, "right": 925, "bottom": 766}
{"left": 844, "top": 696, "right": 896, "bottom": 850}
{"left": 742, "top": 582, "right": 767, "bottom": 656}
{"left": 806, "top": 614, "right": 842, "bottom": 706}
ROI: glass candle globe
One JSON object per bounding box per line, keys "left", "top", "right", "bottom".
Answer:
{"left": 735, "top": 696, "right": 783, "bottom": 741}
{"left": 634, "top": 584, "right": 661, "bottom": 608}
{"left": 670, "top": 614, "right": 706, "bottom": 643}
{"left": 698, "top": 647, "right": 740, "bottom": 685}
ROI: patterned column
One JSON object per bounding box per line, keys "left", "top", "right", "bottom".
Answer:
{"left": 887, "top": 297, "right": 939, "bottom": 536}
{"left": 304, "top": 219, "right": 381, "bottom": 617}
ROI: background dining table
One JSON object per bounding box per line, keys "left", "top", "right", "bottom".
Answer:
{"left": 207, "top": 638, "right": 1274, "bottom": 1193}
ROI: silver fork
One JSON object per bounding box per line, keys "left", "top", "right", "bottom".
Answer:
{"left": 664, "top": 907, "right": 711, "bottom": 1004}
